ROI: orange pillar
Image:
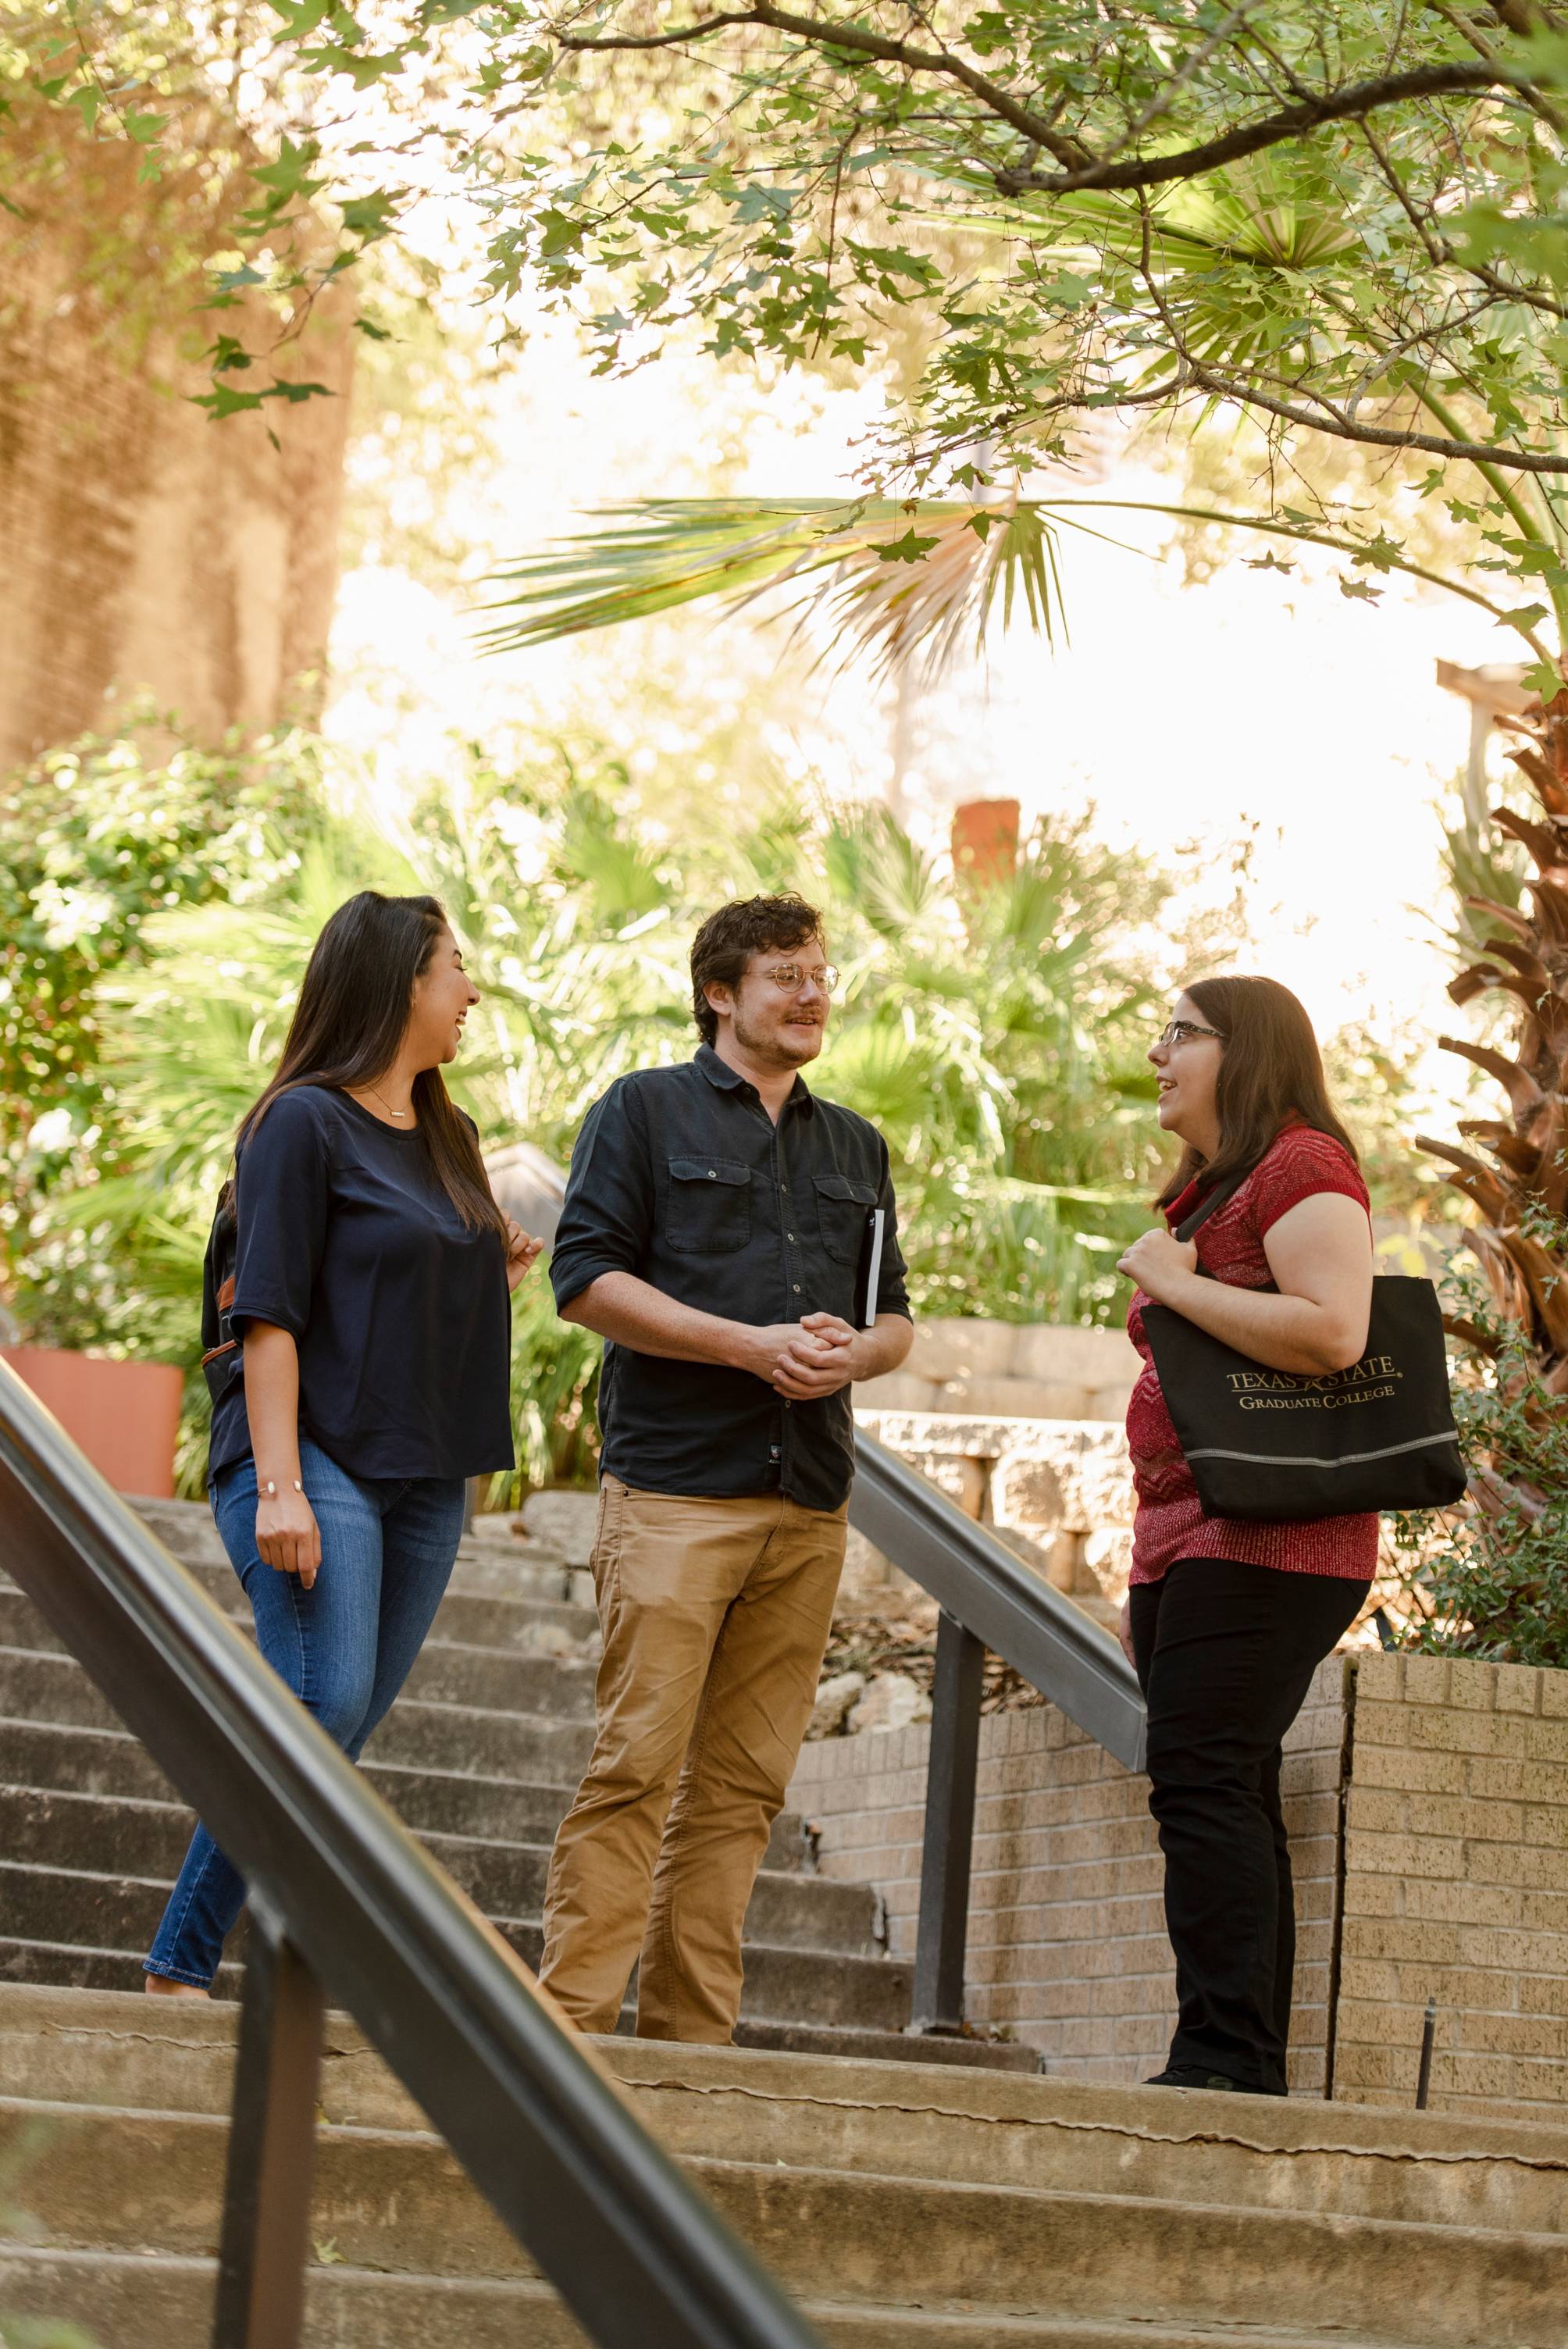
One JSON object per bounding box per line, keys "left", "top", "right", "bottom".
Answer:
{"left": 950, "top": 798, "right": 1021, "bottom": 888}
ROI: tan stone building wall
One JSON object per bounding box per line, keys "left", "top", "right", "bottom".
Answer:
{"left": 789, "top": 1653, "right": 1568, "bottom": 2114}
{"left": 789, "top": 1656, "right": 1349, "bottom": 2092}
{"left": 0, "top": 116, "right": 354, "bottom": 769}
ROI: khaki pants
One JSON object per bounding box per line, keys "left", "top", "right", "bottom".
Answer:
{"left": 538, "top": 1477, "right": 846, "bottom": 2041}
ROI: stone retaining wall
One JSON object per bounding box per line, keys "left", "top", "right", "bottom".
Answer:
{"left": 850, "top": 1405, "right": 1137, "bottom": 1623}
{"left": 789, "top": 1654, "right": 1568, "bottom": 2116}
{"left": 875, "top": 1320, "right": 1139, "bottom": 1426}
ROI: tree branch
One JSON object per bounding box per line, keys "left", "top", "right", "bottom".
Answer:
{"left": 1133, "top": 217, "right": 1568, "bottom": 481}
{"left": 1423, "top": 0, "right": 1566, "bottom": 133}
{"left": 556, "top": 7, "right": 757, "bottom": 52}
{"left": 1186, "top": 365, "right": 1568, "bottom": 477}
{"left": 996, "top": 60, "right": 1531, "bottom": 194}
{"left": 556, "top": 2, "right": 1091, "bottom": 166}
{"left": 557, "top": 13, "right": 1543, "bottom": 195}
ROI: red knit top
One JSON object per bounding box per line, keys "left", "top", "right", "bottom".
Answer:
{"left": 1124, "top": 1124, "right": 1379, "bottom": 1585}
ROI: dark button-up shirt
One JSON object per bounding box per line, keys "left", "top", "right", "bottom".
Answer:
{"left": 549, "top": 1045, "right": 911, "bottom": 1511}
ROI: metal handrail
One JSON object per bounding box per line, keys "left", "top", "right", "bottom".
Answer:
{"left": 0, "top": 1359, "right": 825, "bottom": 2349}
{"left": 848, "top": 1426, "right": 1147, "bottom": 2037}
{"left": 851, "top": 1431, "right": 1145, "bottom": 1767}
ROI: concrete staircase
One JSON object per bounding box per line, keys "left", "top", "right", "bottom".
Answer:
{"left": 0, "top": 1499, "right": 1032, "bottom": 2069}
{"left": 2, "top": 1502, "right": 1564, "bottom": 2347}
{"left": 1, "top": 1981, "right": 1564, "bottom": 2347}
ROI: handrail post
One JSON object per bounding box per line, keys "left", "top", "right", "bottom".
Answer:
{"left": 910, "top": 1611, "right": 985, "bottom": 2035}
{"left": 213, "top": 1898, "right": 326, "bottom": 2349}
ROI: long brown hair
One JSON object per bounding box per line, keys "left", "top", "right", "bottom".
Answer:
{"left": 1156, "top": 975, "right": 1358, "bottom": 1211}
{"left": 238, "top": 891, "right": 507, "bottom": 1238}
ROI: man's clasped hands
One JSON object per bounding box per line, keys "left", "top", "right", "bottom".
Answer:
{"left": 738, "top": 1310, "right": 869, "bottom": 1402}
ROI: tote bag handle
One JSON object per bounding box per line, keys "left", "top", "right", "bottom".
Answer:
{"left": 1173, "top": 1172, "right": 1249, "bottom": 1249}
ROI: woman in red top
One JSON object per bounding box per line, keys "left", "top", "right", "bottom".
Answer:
{"left": 1117, "top": 975, "right": 1374, "bottom": 2096}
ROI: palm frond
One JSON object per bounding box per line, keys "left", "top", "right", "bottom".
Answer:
{"left": 480, "top": 488, "right": 1546, "bottom": 687}
{"left": 479, "top": 496, "right": 1069, "bottom": 682}
{"left": 921, "top": 162, "right": 1360, "bottom": 273}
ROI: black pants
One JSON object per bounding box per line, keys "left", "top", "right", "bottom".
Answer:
{"left": 1129, "top": 1556, "right": 1369, "bottom": 2094}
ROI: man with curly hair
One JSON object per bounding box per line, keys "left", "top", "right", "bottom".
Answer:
{"left": 540, "top": 893, "right": 914, "bottom": 2042}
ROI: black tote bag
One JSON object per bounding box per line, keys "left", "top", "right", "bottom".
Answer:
{"left": 1139, "top": 1176, "right": 1467, "bottom": 1522}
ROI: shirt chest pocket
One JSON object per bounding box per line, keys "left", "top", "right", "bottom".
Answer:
{"left": 814, "top": 1171, "right": 878, "bottom": 1264}
{"left": 666, "top": 1156, "right": 752, "bottom": 1253}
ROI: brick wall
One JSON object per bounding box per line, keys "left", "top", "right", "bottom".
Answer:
{"left": 793, "top": 1651, "right": 1568, "bottom": 2113}
{"left": 789, "top": 1656, "right": 1349, "bottom": 2091}
{"left": 1334, "top": 1653, "right": 1568, "bottom": 2119}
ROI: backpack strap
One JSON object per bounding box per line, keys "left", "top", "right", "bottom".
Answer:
{"left": 201, "top": 1182, "right": 243, "bottom": 1403}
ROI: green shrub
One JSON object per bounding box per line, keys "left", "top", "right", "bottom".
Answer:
{"left": 1392, "top": 1235, "right": 1568, "bottom": 1670}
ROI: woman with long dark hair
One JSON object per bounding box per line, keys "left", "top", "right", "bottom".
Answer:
{"left": 1116, "top": 975, "right": 1374, "bottom": 2094}
{"left": 144, "top": 891, "right": 539, "bottom": 1994}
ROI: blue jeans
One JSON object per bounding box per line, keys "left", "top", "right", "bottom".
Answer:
{"left": 144, "top": 1437, "right": 466, "bottom": 1987}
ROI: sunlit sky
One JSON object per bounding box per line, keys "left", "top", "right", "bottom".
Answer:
{"left": 325, "top": 300, "right": 1513, "bottom": 1128}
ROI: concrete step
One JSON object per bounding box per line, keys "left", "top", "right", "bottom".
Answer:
{"left": 608, "top": 2037, "right": 1568, "bottom": 2238}
{"left": 0, "top": 1574, "right": 602, "bottom": 1659}
{"left": 0, "top": 1594, "right": 598, "bottom": 1721}
{"left": 0, "top": 2243, "right": 1417, "bottom": 2349}
{"left": 0, "top": 1853, "right": 911, "bottom": 2029}
{"left": 2, "top": 2083, "right": 1559, "bottom": 2346}
{"left": 0, "top": 1644, "right": 129, "bottom": 1734}
{"left": 0, "top": 1647, "right": 596, "bottom": 1776}
{"left": 732, "top": 2018, "right": 1036, "bottom": 2072}
{"left": 123, "top": 1496, "right": 580, "bottom": 1597}
{"left": 0, "top": 1941, "right": 946, "bottom": 2069}
{"left": 363, "top": 1695, "right": 593, "bottom": 1780}
{"left": 7, "top": 1990, "right": 1560, "bottom": 2240}
{"left": 0, "top": 1716, "right": 591, "bottom": 1843}
{"left": 0, "top": 1784, "right": 878, "bottom": 1955}
{"left": 0, "top": 1716, "right": 174, "bottom": 1805}
{"left": 0, "top": 1717, "right": 812, "bottom": 1872}
{"left": 401, "top": 1638, "right": 598, "bottom": 1721}
{"left": 497, "top": 1926, "right": 911, "bottom": 2036}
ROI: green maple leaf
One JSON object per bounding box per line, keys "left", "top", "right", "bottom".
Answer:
{"left": 875, "top": 529, "right": 940, "bottom": 564}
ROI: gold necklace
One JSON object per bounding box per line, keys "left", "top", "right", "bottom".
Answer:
{"left": 365, "top": 1083, "right": 411, "bottom": 1124}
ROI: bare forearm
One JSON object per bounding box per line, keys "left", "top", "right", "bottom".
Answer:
{"left": 241, "top": 1321, "right": 319, "bottom": 1582}
{"left": 242, "top": 1324, "right": 305, "bottom": 1476}
{"left": 855, "top": 1313, "right": 914, "bottom": 1380}
{"left": 1155, "top": 1274, "right": 1367, "bottom": 1376}
{"left": 560, "top": 1271, "right": 749, "bottom": 1368}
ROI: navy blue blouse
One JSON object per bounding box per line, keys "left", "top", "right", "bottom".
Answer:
{"left": 208, "top": 1086, "right": 514, "bottom": 1485}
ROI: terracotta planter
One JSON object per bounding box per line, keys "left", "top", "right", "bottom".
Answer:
{"left": 1, "top": 1346, "right": 185, "bottom": 1498}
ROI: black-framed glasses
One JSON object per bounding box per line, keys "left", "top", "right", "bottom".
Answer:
{"left": 764, "top": 963, "right": 841, "bottom": 995}
{"left": 1156, "top": 1018, "right": 1224, "bottom": 1050}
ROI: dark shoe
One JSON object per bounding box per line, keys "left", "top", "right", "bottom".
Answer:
{"left": 1144, "top": 2064, "right": 1253, "bottom": 2092}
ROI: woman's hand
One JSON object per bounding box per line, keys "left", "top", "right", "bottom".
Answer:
{"left": 1117, "top": 1595, "right": 1137, "bottom": 1670}
{"left": 504, "top": 1218, "right": 543, "bottom": 1296}
{"left": 1117, "top": 1226, "right": 1199, "bottom": 1303}
{"left": 255, "top": 1479, "right": 322, "bottom": 1589}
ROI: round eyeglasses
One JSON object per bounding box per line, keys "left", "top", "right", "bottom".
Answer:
{"left": 1155, "top": 1018, "right": 1224, "bottom": 1050}
{"left": 764, "top": 964, "right": 841, "bottom": 995}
